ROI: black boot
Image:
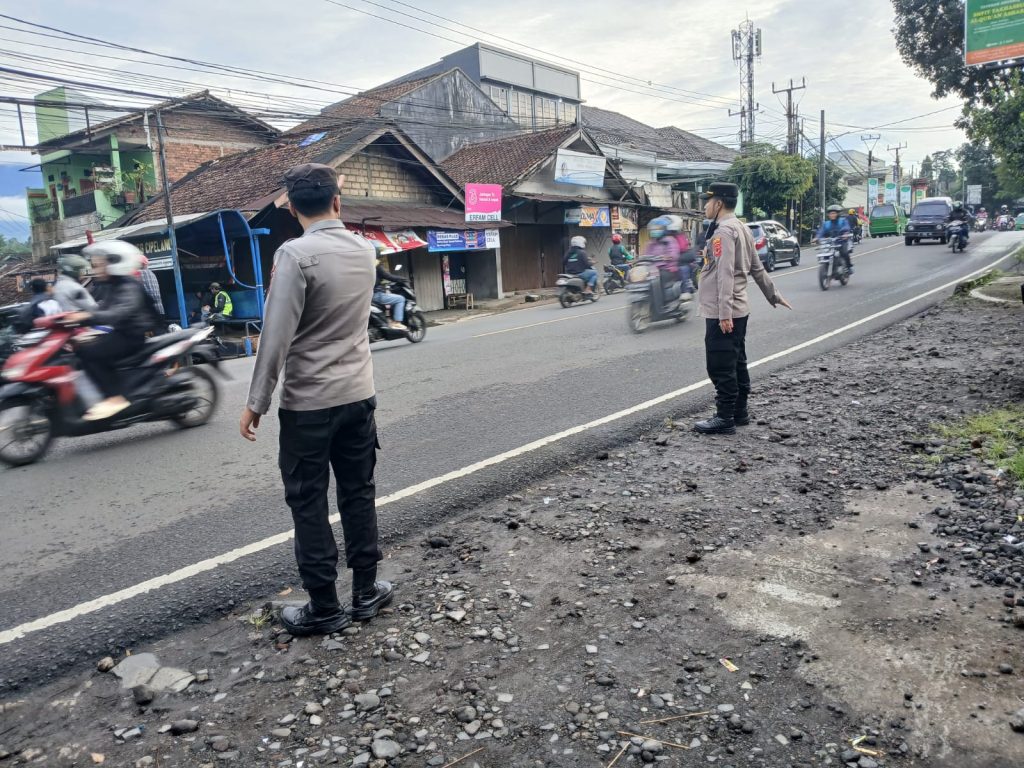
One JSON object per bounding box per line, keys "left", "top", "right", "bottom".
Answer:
{"left": 694, "top": 415, "right": 736, "bottom": 435}
{"left": 349, "top": 566, "right": 395, "bottom": 621}
{"left": 280, "top": 583, "right": 351, "bottom": 636}
{"left": 734, "top": 399, "right": 750, "bottom": 427}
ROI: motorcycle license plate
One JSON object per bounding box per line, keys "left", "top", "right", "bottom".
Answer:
{"left": 556, "top": 278, "right": 568, "bottom": 286}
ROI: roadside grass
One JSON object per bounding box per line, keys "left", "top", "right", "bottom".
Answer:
{"left": 954, "top": 268, "right": 1003, "bottom": 295}
{"left": 933, "top": 406, "right": 1024, "bottom": 485}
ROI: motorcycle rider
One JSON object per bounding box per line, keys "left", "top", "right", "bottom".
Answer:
{"left": 563, "top": 235, "right": 598, "bottom": 295}
{"left": 373, "top": 258, "right": 408, "bottom": 329}
{"left": 814, "top": 205, "right": 853, "bottom": 274}
{"left": 666, "top": 215, "right": 698, "bottom": 297}
{"left": 14, "top": 278, "right": 62, "bottom": 333}
{"left": 68, "top": 240, "right": 159, "bottom": 421}
{"left": 53, "top": 254, "right": 97, "bottom": 313}
{"left": 608, "top": 233, "right": 631, "bottom": 266}
{"left": 847, "top": 209, "right": 862, "bottom": 240}
{"left": 644, "top": 216, "right": 687, "bottom": 299}
{"left": 947, "top": 201, "right": 971, "bottom": 244}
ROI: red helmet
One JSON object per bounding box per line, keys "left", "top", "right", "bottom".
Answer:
{"left": 611, "top": 233, "right": 622, "bottom": 243}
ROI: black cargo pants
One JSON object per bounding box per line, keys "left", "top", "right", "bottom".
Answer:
{"left": 704, "top": 315, "right": 750, "bottom": 419}
{"left": 278, "top": 397, "right": 381, "bottom": 597}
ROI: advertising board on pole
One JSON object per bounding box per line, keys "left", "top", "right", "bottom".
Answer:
{"left": 965, "top": 0, "right": 1024, "bottom": 67}
{"left": 967, "top": 184, "right": 983, "bottom": 205}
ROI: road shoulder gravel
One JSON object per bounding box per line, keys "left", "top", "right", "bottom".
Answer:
{"left": 2, "top": 293, "right": 1023, "bottom": 768}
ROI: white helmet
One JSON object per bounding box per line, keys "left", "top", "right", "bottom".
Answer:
{"left": 82, "top": 239, "right": 143, "bottom": 277}
{"left": 570, "top": 236, "right": 586, "bottom": 249}
{"left": 664, "top": 215, "right": 684, "bottom": 234}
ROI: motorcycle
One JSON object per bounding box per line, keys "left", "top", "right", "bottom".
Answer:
{"left": 625, "top": 259, "right": 690, "bottom": 333}
{"left": 369, "top": 280, "right": 426, "bottom": 344}
{"left": 947, "top": 221, "right": 968, "bottom": 253}
{"left": 996, "top": 214, "right": 1013, "bottom": 231}
{"left": 0, "top": 316, "right": 222, "bottom": 467}
{"left": 602, "top": 263, "right": 629, "bottom": 295}
{"left": 556, "top": 273, "right": 599, "bottom": 307}
{"left": 973, "top": 215, "right": 988, "bottom": 232}
{"left": 816, "top": 236, "right": 851, "bottom": 291}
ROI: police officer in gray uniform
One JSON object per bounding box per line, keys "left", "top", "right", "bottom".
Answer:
{"left": 240, "top": 163, "right": 393, "bottom": 636}
{"left": 695, "top": 182, "right": 792, "bottom": 435}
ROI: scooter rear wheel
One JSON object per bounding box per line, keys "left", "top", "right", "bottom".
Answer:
{"left": 0, "top": 397, "right": 52, "bottom": 467}
{"left": 405, "top": 311, "right": 427, "bottom": 343}
{"left": 559, "top": 289, "right": 573, "bottom": 308}
{"left": 170, "top": 367, "right": 219, "bottom": 429}
{"left": 628, "top": 301, "right": 651, "bottom": 334}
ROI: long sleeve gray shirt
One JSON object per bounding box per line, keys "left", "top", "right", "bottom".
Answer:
{"left": 246, "top": 219, "right": 376, "bottom": 415}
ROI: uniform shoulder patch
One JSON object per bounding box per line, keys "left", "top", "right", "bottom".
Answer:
{"left": 712, "top": 237, "right": 723, "bottom": 258}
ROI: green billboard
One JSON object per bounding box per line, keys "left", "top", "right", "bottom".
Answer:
{"left": 965, "top": 0, "right": 1024, "bottom": 66}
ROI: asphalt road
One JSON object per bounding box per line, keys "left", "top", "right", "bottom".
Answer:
{"left": 2, "top": 230, "right": 1022, "bottom": 687}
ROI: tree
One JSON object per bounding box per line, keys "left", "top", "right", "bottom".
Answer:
{"left": 0, "top": 234, "right": 31, "bottom": 260}
{"left": 729, "top": 143, "right": 816, "bottom": 221}
{"left": 930, "top": 150, "right": 957, "bottom": 196}
{"left": 892, "top": 0, "right": 1014, "bottom": 106}
{"left": 952, "top": 142, "right": 998, "bottom": 207}
{"left": 797, "top": 160, "right": 847, "bottom": 242}
{"left": 964, "top": 74, "right": 1024, "bottom": 201}
{"left": 919, "top": 154, "right": 934, "bottom": 183}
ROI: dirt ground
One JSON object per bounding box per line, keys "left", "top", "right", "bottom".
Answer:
{"left": 2, "top": 293, "right": 1024, "bottom": 768}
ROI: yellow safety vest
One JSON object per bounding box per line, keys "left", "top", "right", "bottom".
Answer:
{"left": 216, "top": 290, "right": 233, "bottom": 317}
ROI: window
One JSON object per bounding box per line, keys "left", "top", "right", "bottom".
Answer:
{"left": 561, "top": 103, "right": 578, "bottom": 124}
{"left": 535, "top": 96, "right": 557, "bottom": 126}
{"left": 508, "top": 91, "right": 531, "bottom": 125}
{"left": 488, "top": 85, "right": 509, "bottom": 113}
{"left": 871, "top": 204, "right": 896, "bottom": 217}
{"left": 911, "top": 202, "right": 948, "bottom": 217}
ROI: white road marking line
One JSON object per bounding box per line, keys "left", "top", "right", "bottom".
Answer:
{"left": 477, "top": 242, "right": 902, "bottom": 340}
{"left": 0, "top": 253, "right": 1011, "bottom": 647}
{"left": 777, "top": 240, "right": 903, "bottom": 277}
{"left": 471, "top": 305, "right": 621, "bottom": 338}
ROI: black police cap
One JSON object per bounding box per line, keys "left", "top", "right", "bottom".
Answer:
{"left": 283, "top": 163, "right": 338, "bottom": 192}
{"left": 699, "top": 182, "right": 739, "bottom": 202}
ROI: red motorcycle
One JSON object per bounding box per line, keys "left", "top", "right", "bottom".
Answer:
{"left": 0, "top": 316, "right": 222, "bottom": 466}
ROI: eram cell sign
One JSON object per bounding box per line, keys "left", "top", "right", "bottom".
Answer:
{"left": 465, "top": 183, "right": 502, "bottom": 222}
{"left": 966, "top": 0, "right": 1024, "bottom": 66}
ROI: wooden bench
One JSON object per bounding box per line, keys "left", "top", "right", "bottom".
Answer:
{"left": 447, "top": 292, "right": 475, "bottom": 310}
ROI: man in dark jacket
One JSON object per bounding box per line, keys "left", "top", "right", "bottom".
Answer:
{"left": 70, "top": 241, "right": 156, "bottom": 421}
{"left": 563, "top": 236, "right": 597, "bottom": 294}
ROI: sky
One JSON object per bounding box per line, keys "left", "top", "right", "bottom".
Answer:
{"left": 0, "top": 0, "right": 966, "bottom": 240}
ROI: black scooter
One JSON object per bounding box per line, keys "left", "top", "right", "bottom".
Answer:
{"left": 369, "top": 278, "right": 426, "bottom": 344}
{"left": 626, "top": 260, "right": 690, "bottom": 333}
{"left": 603, "top": 263, "right": 629, "bottom": 294}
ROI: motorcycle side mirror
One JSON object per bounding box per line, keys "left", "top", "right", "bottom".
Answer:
{"left": 394, "top": 265, "right": 403, "bottom": 272}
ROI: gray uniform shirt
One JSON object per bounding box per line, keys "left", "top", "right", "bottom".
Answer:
{"left": 53, "top": 274, "right": 98, "bottom": 312}
{"left": 698, "top": 213, "right": 783, "bottom": 321}
{"left": 246, "top": 219, "right": 376, "bottom": 415}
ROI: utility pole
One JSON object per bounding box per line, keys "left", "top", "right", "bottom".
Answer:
{"left": 731, "top": 18, "right": 762, "bottom": 147}
{"left": 773, "top": 78, "right": 806, "bottom": 229}
{"left": 773, "top": 78, "right": 806, "bottom": 155}
{"left": 888, "top": 142, "right": 907, "bottom": 205}
{"left": 861, "top": 133, "right": 880, "bottom": 212}
{"left": 155, "top": 109, "right": 188, "bottom": 329}
{"left": 819, "top": 110, "right": 826, "bottom": 221}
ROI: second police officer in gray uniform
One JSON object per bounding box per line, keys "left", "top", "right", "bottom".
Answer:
{"left": 240, "top": 162, "right": 394, "bottom": 636}
{"left": 695, "top": 182, "right": 792, "bottom": 435}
